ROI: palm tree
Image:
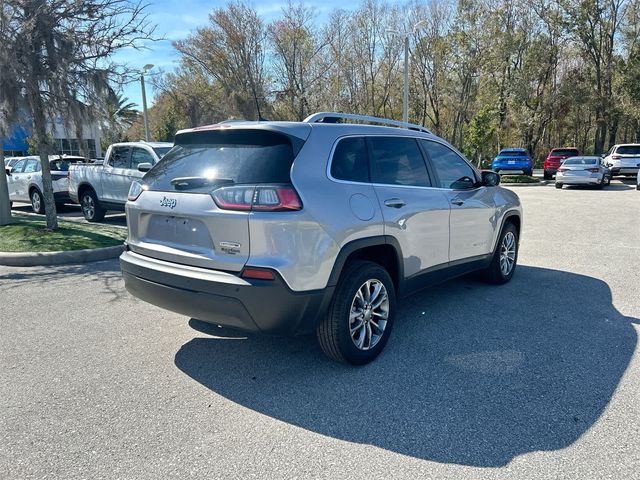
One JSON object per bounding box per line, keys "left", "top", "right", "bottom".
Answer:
{"left": 102, "top": 90, "right": 139, "bottom": 147}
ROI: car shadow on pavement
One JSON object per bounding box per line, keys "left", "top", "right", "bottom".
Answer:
{"left": 174, "top": 266, "right": 637, "bottom": 467}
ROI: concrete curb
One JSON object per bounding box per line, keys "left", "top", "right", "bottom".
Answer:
{"left": 0, "top": 244, "right": 124, "bottom": 267}
{"left": 502, "top": 181, "right": 549, "bottom": 187}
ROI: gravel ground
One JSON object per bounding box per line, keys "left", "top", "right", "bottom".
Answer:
{"left": 1, "top": 180, "right": 639, "bottom": 479}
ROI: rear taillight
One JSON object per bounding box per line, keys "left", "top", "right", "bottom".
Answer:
{"left": 212, "top": 185, "right": 302, "bottom": 212}
{"left": 585, "top": 168, "right": 599, "bottom": 172}
{"left": 558, "top": 167, "right": 568, "bottom": 172}
{"left": 612, "top": 155, "right": 621, "bottom": 160}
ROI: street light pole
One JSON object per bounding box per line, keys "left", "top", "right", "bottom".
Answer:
{"left": 140, "top": 64, "right": 154, "bottom": 142}
{"left": 389, "top": 21, "right": 426, "bottom": 125}
{"left": 403, "top": 35, "right": 409, "bottom": 124}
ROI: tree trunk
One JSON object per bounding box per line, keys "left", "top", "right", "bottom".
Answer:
{"left": 28, "top": 89, "right": 58, "bottom": 230}
{"left": 0, "top": 144, "right": 12, "bottom": 226}
{"left": 594, "top": 106, "right": 606, "bottom": 154}
{"left": 607, "top": 115, "right": 619, "bottom": 151}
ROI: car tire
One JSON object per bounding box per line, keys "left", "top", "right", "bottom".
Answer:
{"left": 80, "top": 189, "right": 106, "bottom": 222}
{"left": 525, "top": 169, "right": 533, "bottom": 177}
{"left": 481, "top": 223, "right": 519, "bottom": 285}
{"left": 636, "top": 184, "right": 640, "bottom": 190}
{"left": 317, "top": 260, "right": 396, "bottom": 365}
{"left": 30, "top": 189, "right": 45, "bottom": 214}
{"left": 543, "top": 171, "right": 551, "bottom": 180}
{"left": 555, "top": 182, "right": 563, "bottom": 189}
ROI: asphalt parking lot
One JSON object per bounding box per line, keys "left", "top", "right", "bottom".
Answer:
{"left": 1, "top": 181, "right": 639, "bottom": 479}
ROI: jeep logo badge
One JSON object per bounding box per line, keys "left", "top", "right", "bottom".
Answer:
{"left": 160, "top": 197, "right": 177, "bottom": 209}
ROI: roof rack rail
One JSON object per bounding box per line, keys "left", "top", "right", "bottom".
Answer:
{"left": 303, "top": 112, "right": 432, "bottom": 135}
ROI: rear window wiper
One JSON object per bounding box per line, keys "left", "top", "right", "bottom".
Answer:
{"left": 170, "top": 176, "right": 235, "bottom": 190}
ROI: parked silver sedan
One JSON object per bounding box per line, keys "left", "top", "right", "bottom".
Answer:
{"left": 555, "top": 156, "right": 611, "bottom": 189}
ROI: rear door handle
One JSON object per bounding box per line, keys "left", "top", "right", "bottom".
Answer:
{"left": 384, "top": 198, "right": 406, "bottom": 208}
{"left": 451, "top": 199, "right": 464, "bottom": 206}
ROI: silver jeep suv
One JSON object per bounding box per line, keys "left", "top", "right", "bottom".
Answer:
{"left": 120, "top": 113, "right": 522, "bottom": 364}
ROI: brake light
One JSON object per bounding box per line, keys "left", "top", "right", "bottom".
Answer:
{"left": 612, "top": 155, "right": 621, "bottom": 160}
{"left": 241, "top": 267, "right": 275, "bottom": 280}
{"left": 585, "top": 168, "right": 599, "bottom": 172}
{"left": 558, "top": 167, "right": 568, "bottom": 172}
{"left": 212, "top": 185, "right": 302, "bottom": 211}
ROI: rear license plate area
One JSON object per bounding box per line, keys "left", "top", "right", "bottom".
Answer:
{"left": 144, "top": 214, "right": 213, "bottom": 251}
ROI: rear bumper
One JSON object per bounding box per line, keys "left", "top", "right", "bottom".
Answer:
{"left": 53, "top": 191, "right": 71, "bottom": 203}
{"left": 555, "top": 174, "right": 602, "bottom": 185}
{"left": 610, "top": 167, "right": 639, "bottom": 175}
{"left": 493, "top": 164, "right": 532, "bottom": 173}
{"left": 120, "top": 250, "right": 333, "bottom": 335}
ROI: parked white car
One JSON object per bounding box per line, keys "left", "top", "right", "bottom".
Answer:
{"left": 603, "top": 144, "right": 640, "bottom": 177}
{"left": 5, "top": 155, "right": 86, "bottom": 213}
{"left": 555, "top": 156, "right": 611, "bottom": 189}
{"left": 69, "top": 141, "right": 173, "bottom": 221}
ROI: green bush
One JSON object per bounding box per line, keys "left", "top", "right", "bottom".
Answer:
{"left": 500, "top": 175, "right": 541, "bottom": 184}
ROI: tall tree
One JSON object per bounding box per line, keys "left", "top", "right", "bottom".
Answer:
{"left": 1, "top": 0, "right": 153, "bottom": 230}
{"left": 174, "top": 1, "right": 269, "bottom": 120}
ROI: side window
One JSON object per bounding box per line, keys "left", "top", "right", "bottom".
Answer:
{"left": 23, "top": 159, "right": 39, "bottom": 173}
{"left": 330, "top": 137, "right": 370, "bottom": 183}
{"left": 10, "top": 160, "right": 26, "bottom": 173}
{"left": 130, "top": 148, "right": 156, "bottom": 170}
{"left": 422, "top": 141, "right": 477, "bottom": 189}
{"left": 109, "top": 147, "right": 131, "bottom": 168}
{"left": 369, "top": 137, "right": 430, "bottom": 187}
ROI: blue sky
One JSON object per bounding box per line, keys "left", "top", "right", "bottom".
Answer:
{"left": 116, "top": 0, "right": 357, "bottom": 109}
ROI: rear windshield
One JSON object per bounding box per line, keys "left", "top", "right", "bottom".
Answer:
{"left": 500, "top": 150, "right": 528, "bottom": 156}
{"left": 616, "top": 145, "right": 640, "bottom": 155}
{"left": 552, "top": 149, "right": 579, "bottom": 156}
{"left": 51, "top": 158, "right": 84, "bottom": 171}
{"left": 153, "top": 147, "right": 172, "bottom": 158}
{"left": 143, "top": 129, "right": 297, "bottom": 193}
{"left": 563, "top": 157, "right": 597, "bottom": 165}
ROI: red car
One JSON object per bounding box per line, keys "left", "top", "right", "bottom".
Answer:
{"left": 544, "top": 148, "right": 580, "bottom": 179}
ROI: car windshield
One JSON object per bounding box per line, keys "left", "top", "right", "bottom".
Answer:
{"left": 552, "top": 149, "right": 579, "bottom": 156}
{"left": 563, "top": 157, "right": 597, "bottom": 165}
{"left": 500, "top": 150, "right": 528, "bottom": 156}
{"left": 616, "top": 145, "right": 640, "bottom": 155}
{"left": 153, "top": 147, "right": 173, "bottom": 158}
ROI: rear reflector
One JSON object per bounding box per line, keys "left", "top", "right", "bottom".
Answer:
{"left": 241, "top": 267, "right": 275, "bottom": 280}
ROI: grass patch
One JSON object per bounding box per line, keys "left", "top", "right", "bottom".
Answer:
{"left": 0, "top": 215, "right": 126, "bottom": 252}
{"left": 500, "top": 175, "right": 541, "bottom": 184}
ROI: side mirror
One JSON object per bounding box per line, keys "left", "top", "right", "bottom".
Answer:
{"left": 137, "top": 162, "right": 152, "bottom": 172}
{"left": 481, "top": 170, "right": 501, "bottom": 187}
{"left": 5, "top": 167, "right": 11, "bottom": 176}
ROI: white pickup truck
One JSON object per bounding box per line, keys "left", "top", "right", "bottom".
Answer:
{"left": 69, "top": 141, "right": 172, "bottom": 221}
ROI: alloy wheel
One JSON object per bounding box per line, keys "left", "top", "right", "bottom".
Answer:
{"left": 500, "top": 231, "right": 516, "bottom": 276}
{"left": 349, "top": 279, "right": 389, "bottom": 351}
{"left": 82, "top": 194, "right": 95, "bottom": 219}
{"left": 31, "top": 192, "right": 41, "bottom": 212}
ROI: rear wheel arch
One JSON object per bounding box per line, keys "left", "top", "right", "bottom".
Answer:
{"left": 327, "top": 236, "right": 404, "bottom": 293}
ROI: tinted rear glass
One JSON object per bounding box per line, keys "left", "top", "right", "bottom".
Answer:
{"left": 499, "top": 150, "right": 528, "bottom": 156}
{"left": 616, "top": 145, "right": 640, "bottom": 155}
{"left": 552, "top": 149, "right": 579, "bottom": 156}
{"left": 331, "top": 137, "right": 369, "bottom": 183}
{"left": 563, "top": 157, "right": 598, "bottom": 165}
{"left": 144, "top": 129, "right": 296, "bottom": 192}
{"left": 153, "top": 147, "right": 172, "bottom": 158}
